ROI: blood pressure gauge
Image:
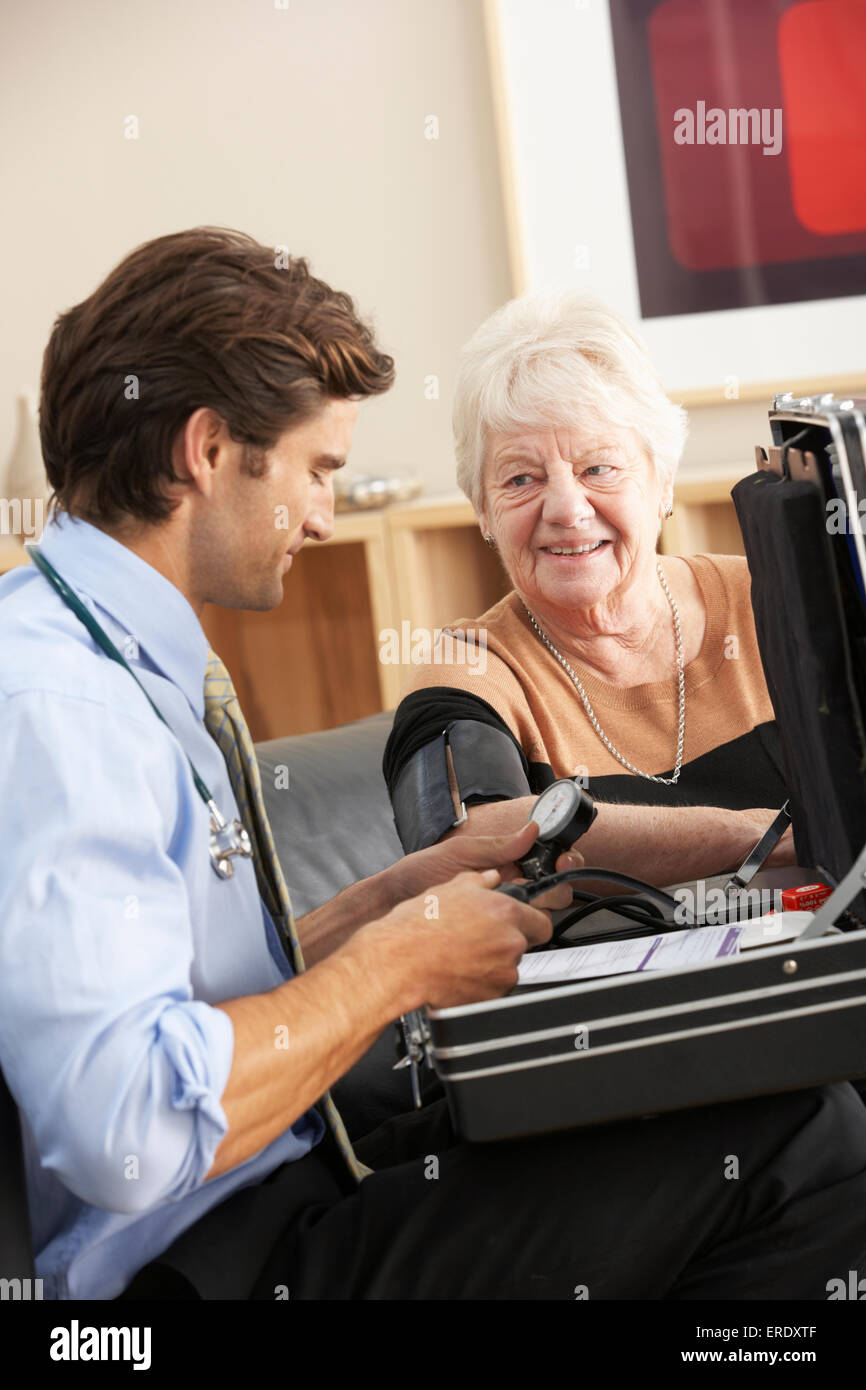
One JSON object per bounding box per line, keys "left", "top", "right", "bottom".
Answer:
{"left": 518, "top": 778, "right": 597, "bottom": 881}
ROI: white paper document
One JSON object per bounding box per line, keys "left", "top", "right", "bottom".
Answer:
{"left": 737, "top": 911, "right": 816, "bottom": 949}
{"left": 517, "top": 924, "right": 742, "bottom": 986}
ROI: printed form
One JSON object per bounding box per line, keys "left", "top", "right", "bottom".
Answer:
{"left": 517, "top": 925, "right": 742, "bottom": 985}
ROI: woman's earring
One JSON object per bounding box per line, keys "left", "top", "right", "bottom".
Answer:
{"left": 484, "top": 533, "right": 496, "bottom": 547}
{"left": 664, "top": 504, "right": 674, "bottom": 519}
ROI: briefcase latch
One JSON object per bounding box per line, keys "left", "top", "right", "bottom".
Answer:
{"left": 394, "top": 1009, "right": 433, "bottom": 1109}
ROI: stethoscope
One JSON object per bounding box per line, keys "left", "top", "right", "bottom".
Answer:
{"left": 25, "top": 544, "right": 254, "bottom": 881}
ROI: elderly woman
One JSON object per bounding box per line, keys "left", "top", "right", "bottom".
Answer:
{"left": 383, "top": 293, "right": 794, "bottom": 887}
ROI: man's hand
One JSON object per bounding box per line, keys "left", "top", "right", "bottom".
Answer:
{"left": 386, "top": 820, "right": 578, "bottom": 912}
{"left": 209, "top": 861, "right": 555, "bottom": 1178}
{"left": 297, "top": 818, "right": 580, "bottom": 969}
{"left": 353, "top": 865, "right": 554, "bottom": 1011}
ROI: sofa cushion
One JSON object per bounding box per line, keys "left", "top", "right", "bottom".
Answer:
{"left": 256, "top": 710, "right": 403, "bottom": 917}
{"left": 256, "top": 712, "right": 426, "bottom": 1137}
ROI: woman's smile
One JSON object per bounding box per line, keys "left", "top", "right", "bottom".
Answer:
{"left": 538, "top": 538, "right": 611, "bottom": 560}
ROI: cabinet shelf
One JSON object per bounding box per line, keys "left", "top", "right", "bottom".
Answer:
{"left": 1, "top": 473, "right": 749, "bottom": 739}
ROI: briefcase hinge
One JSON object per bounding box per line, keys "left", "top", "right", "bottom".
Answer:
{"left": 394, "top": 1009, "right": 433, "bottom": 1109}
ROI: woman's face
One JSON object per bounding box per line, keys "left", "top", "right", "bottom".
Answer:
{"left": 480, "top": 422, "right": 669, "bottom": 619}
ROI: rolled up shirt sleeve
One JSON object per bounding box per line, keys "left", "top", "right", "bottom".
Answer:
{"left": 0, "top": 689, "right": 235, "bottom": 1216}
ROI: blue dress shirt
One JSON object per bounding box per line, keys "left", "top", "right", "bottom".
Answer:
{"left": 0, "top": 512, "right": 325, "bottom": 1299}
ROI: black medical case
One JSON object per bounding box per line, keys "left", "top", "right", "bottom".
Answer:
{"left": 732, "top": 392, "right": 866, "bottom": 903}
{"left": 412, "top": 392, "right": 866, "bottom": 1142}
{"left": 425, "top": 929, "right": 866, "bottom": 1141}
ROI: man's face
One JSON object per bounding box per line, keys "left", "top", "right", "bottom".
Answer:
{"left": 197, "top": 397, "right": 358, "bottom": 610}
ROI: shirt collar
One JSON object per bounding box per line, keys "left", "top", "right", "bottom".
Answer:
{"left": 35, "top": 512, "right": 209, "bottom": 719}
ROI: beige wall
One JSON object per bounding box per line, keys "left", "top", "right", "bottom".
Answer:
{"left": 0, "top": 0, "right": 805, "bottom": 505}
{"left": 0, "top": 0, "right": 511, "bottom": 500}
{"left": 679, "top": 399, "right": 778, "bottom": 478}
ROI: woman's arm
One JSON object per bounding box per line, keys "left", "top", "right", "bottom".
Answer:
{"left": 385, "top": 674, "right": 795, "bottom": 886}
{"left": 443, "top": 797, "right": 795, "bottom": 887}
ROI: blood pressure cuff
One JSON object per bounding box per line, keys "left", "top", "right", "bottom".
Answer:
{"left": 383, "top": 688, "right": 538, "bottom": 853}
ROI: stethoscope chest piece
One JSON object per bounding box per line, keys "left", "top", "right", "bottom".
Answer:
{"left": 207, "top": 800, "right": 253, "bottom": 879}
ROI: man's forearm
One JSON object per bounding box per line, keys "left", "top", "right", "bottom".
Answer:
{"left": 446, "top": 798, "right": 774, "bottom": 885}
{"left": 208, "top": 926, "right": 409, "bottom": 1180}
{"left": 294, "top": 867, "right": 396, "bottom": 967}
{"left": 293, "top": 824, "right": 545, "bottom": 965}
{"left": 208, "top": 864, "right": 551, "bottom": 1181}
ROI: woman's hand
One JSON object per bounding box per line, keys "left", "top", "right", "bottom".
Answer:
{"left": 386, "top": 820, "right": 578, "bottom": 912}
{"left": 750, "top": 815, "right": 797, "bottom": 869}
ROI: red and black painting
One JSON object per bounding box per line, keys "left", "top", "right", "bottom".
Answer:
{"left": 609, "top": 0, "right": 866, "bottom": 316}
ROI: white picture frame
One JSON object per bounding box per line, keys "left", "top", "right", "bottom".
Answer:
{"left": 482, "top": 0, "right": 866, "bottom": 404}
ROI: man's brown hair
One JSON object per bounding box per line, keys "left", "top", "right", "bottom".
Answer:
{"left": 40, "top": 227, "right": 395, "bottom": 525}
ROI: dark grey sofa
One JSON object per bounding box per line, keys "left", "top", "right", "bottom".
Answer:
{"left": 257, "top": 711, "right": 402, "bottom": 917}
{"left": 256, "top": 711, "right": 425, "bottom": 1138}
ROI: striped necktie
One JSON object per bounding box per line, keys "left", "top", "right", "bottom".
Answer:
{"left": 203, "top": 648, "right": 371, "bottom": 1183}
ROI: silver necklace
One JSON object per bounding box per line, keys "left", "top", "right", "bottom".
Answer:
{"left": 522, "top": 560, "right": 685, "bottom": 784}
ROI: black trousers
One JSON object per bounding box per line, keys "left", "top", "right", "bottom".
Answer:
{"left": 118, "top": 1082, "right": 866, "bottom": 1300}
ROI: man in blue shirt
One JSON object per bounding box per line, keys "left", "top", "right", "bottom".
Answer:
{"left": 2, "top": 226, "right": 866, "bottom": 1301}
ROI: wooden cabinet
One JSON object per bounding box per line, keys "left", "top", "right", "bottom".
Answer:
{"left": 660, "top": 469, "right": 748, "bottom": 559}
{"left": 1, "top": 470, "right": 750, "bottom": 740}
{"left": 0, "top": 538, "right": 29, "bottom": 574}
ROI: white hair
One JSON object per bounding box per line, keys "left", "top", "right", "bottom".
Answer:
{"left": 453, "top": 291, "right": 688, "bottom": 510}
